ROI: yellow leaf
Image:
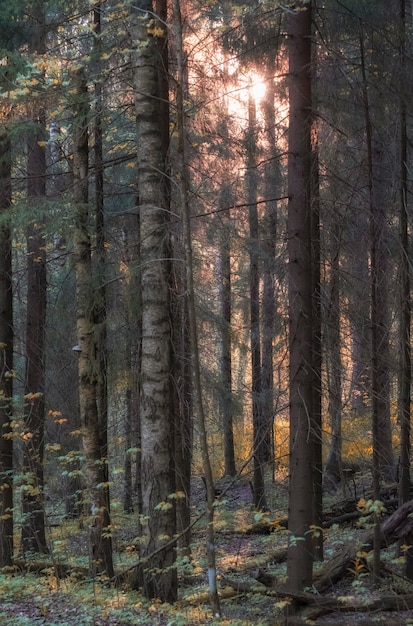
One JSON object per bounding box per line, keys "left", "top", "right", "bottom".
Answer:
{"left": 147, "top": 26, "right": 164, "bottom": 37}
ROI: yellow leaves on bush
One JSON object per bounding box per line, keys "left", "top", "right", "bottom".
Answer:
{"left": 147, "top": 26, "right": 165, "bottom": 38}
{"left": 48, "top": 409, "right": 67, "bottom": 425}
{"left": 357, "top": 498, "right": 386, "bottom": 515}
{"left": 24, "top": 392, "right": 43, "bottom": 403}
{"left": 155, "top": 500, "right": 173, "bottom": 512}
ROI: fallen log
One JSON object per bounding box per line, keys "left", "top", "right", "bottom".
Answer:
{"left": 314, "top": 499, "right": 413, "bottom": 592}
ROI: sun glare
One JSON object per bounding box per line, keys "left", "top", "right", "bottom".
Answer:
{"left": 250, "top": 78, "right": 266, "bottom": 102}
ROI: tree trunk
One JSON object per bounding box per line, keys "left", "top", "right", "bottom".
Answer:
{"left": 0, "top": 128, "right": 13, "bottom": 567}
{"left": 247, "top": 90, "right": 267, "bottom": 511}
{"left": 173, "top": 0, "right": 220, "bottom": 613}
{"left": 286, "top": 0, "right": 314, "bottom": 592}
{"left": 130, "top": 0, "right": 177, "bottom": 603}
{"left": 92, "top": 0, "right": 112, "bottom": 553}
{"left": 311, "top": 119, "right": 323, "bottom": 561}
{"left": 261, "top": 57, "right": 278, "bottom": 471}
{"left": 218, "top": 185, "right": 236, "bottom": 478}
{"left": 398, "top": 0, "right": 411, "bottom": 507}
{"left": 122, "top": 214, "right": 141, "bottom": 515}
{"left": 324, "top": 217, "right": 343, "bottom": 489}
{"left": 398, "top": 0, "right": 412, "bottom": 579}
{"left": 71, "top": 68, "right": 114, "bottom": 579}
{"left": 359, "top": 24, "right": 394, "bottom": 491}
{"left": 21, "top": 1, "right": 49, "bottom": 556}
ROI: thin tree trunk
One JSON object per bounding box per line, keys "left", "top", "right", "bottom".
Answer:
{"left": 173, "top": 0, "right": 220, "bottom": 613}
{"left": 21, "top": 1, "right": 48, "bottom": 556}
{"left": 359, "top": 23, "right": 393, "bottom": 581}
{"left": 92, "top": 0, "right": 112, "bottom": 553}
{"left": 398, "top": 0, "right": 412, "bottom": 579}
{"left": 22, "top": 106, "right": 48, "bottom": 556}
{"left": 122, "top": 215, "right": 141, "bottom": 515}
{"left": 247, "top": 90, "right": 267, "bottom": 511}
{"left": 219, "top": 185, "right": 236, "bottom": 478}
{"left": 287, "top": 0, "right": 314, "bottom": 592}
{"left": 261, "top": 59, "right": 278, "bottom": 471}
{"left": 72, "top": 68, "right": 113, "bottom": 579}
{"left": 0, "top": 128, "right": 13, "bottom": 567}
{"left": 311, "top": 122, "right": 323, "bottom": 561}
{"left": 324, "top": 218, "right": 343, "bottom": 489}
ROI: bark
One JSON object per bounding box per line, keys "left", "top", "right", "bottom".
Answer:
{"left": 398, "top": 0, "right": 412, "bottom": 580}
{"left": 122, "top": 215, "right": 141, "bottom": 515}
{"left": 247, "top": 90, "right": 267, "bottom": 511}
{"left": 398, "top": 0, "right": 411, "bottom": 506}
{"left": 360, "top": 22, "right": 394, "bottom": 490}
{"left": 131, "top": 0, "right": 177, "bottom": 603}
{"left": 72, "top": 68, "right": 113, "bottom": 579}
{"left": 286, "top": 0, "right": 314, "bottom": 592}
{"left": 171, "top": 6, "right": 193, "bottom": 554}
{"left": 0, "top": 129, "right": 13, "bottom": 567}
{"left": 173, "top": 0, "right": 220, "bottom": 613}
{"left": 311, "top": 120, "right": 323, "bottom": 561}
{"left": 261, "top": 58, "right": 278, "bottom": 471}
{"left": 218, "top": 185, "right": 236, "bottom": 478}
{"left": 324, "top": 218, "right": 342, "bottom": 488}
{"left": 21, "top": 0, "right": 48, "bottom": 556}
{"left": 92, "top": 0, "right": 112, "bottom": 547}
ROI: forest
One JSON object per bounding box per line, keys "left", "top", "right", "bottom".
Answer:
{"left": 1, "top": 0, "right": 413, "bottom": 624}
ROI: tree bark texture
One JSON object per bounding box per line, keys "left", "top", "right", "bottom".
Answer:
{"left": 324, "top": 217, "right": 343, "bottom": 488}
{"left": 261, "top": 63, "right": 278, "bottom": 469}
{"left": 72, "top": 68, "right": 114, "bottom": 579}
{"left": 218, "top": 185, "right": 236, "bottom": 478}
{"left": 131, "top": 0, "right": 177, "bottom": 603}
{"left": 359, "top": 24, "right": 394, "bottom": 489}
{"left": 21, "top": 1, "right": 48, "bottom": 556}
{"left": 247, "top": 91, "right": 267, "bottom": 512}
{"left": 287, "top": 0, "right": 314, "bottom": 592}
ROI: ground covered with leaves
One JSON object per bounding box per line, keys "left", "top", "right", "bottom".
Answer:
{"left": 2, "top": 473, "right": 413, "bottom": 625}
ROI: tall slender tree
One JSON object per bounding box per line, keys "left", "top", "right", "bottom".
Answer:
{"left": 398, "top": 0, "right": 412, "bottom": 579}
{"left": 286, "top": 0, "right": 314, "bottom": 592}
{"left": 246, "top": 89, "right": 267, "bottom": 511}
{"left": 0, "top": 127, "right": 13, "bottom": 567}
{"left": 72, "top": 67, "right": 114, "bottom": 579}
{"left": 21, "top": 0, "right": 48, "bottom": 555}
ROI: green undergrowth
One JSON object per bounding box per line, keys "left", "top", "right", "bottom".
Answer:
{"left": 2, "top": 475, "right": 410, "bottom": 625}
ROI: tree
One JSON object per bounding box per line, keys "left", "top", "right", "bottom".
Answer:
{"left": 21, "top": 0, "right": 49, "bottom": 555}
{"left": 246, "top": 89, "right": 267, "bottom": 511}
{"left": 0, "top": 127, "right": 13, "bottom": 567}
{"left": 130, "top": 0, "right": 177, "bottom": 603}
{"left": 71, "top": 67, "right": 114, "bottom": 579}
{"left": 286, "top": 0, "right": 314, "bottom": 592}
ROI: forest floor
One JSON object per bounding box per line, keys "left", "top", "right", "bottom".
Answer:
{"left": 2, "top": 472, "right": 413, "bottom": 625}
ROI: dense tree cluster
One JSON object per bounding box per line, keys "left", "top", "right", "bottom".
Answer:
{"left": 0, "top": 0, "right": 412, "bottom": 614}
